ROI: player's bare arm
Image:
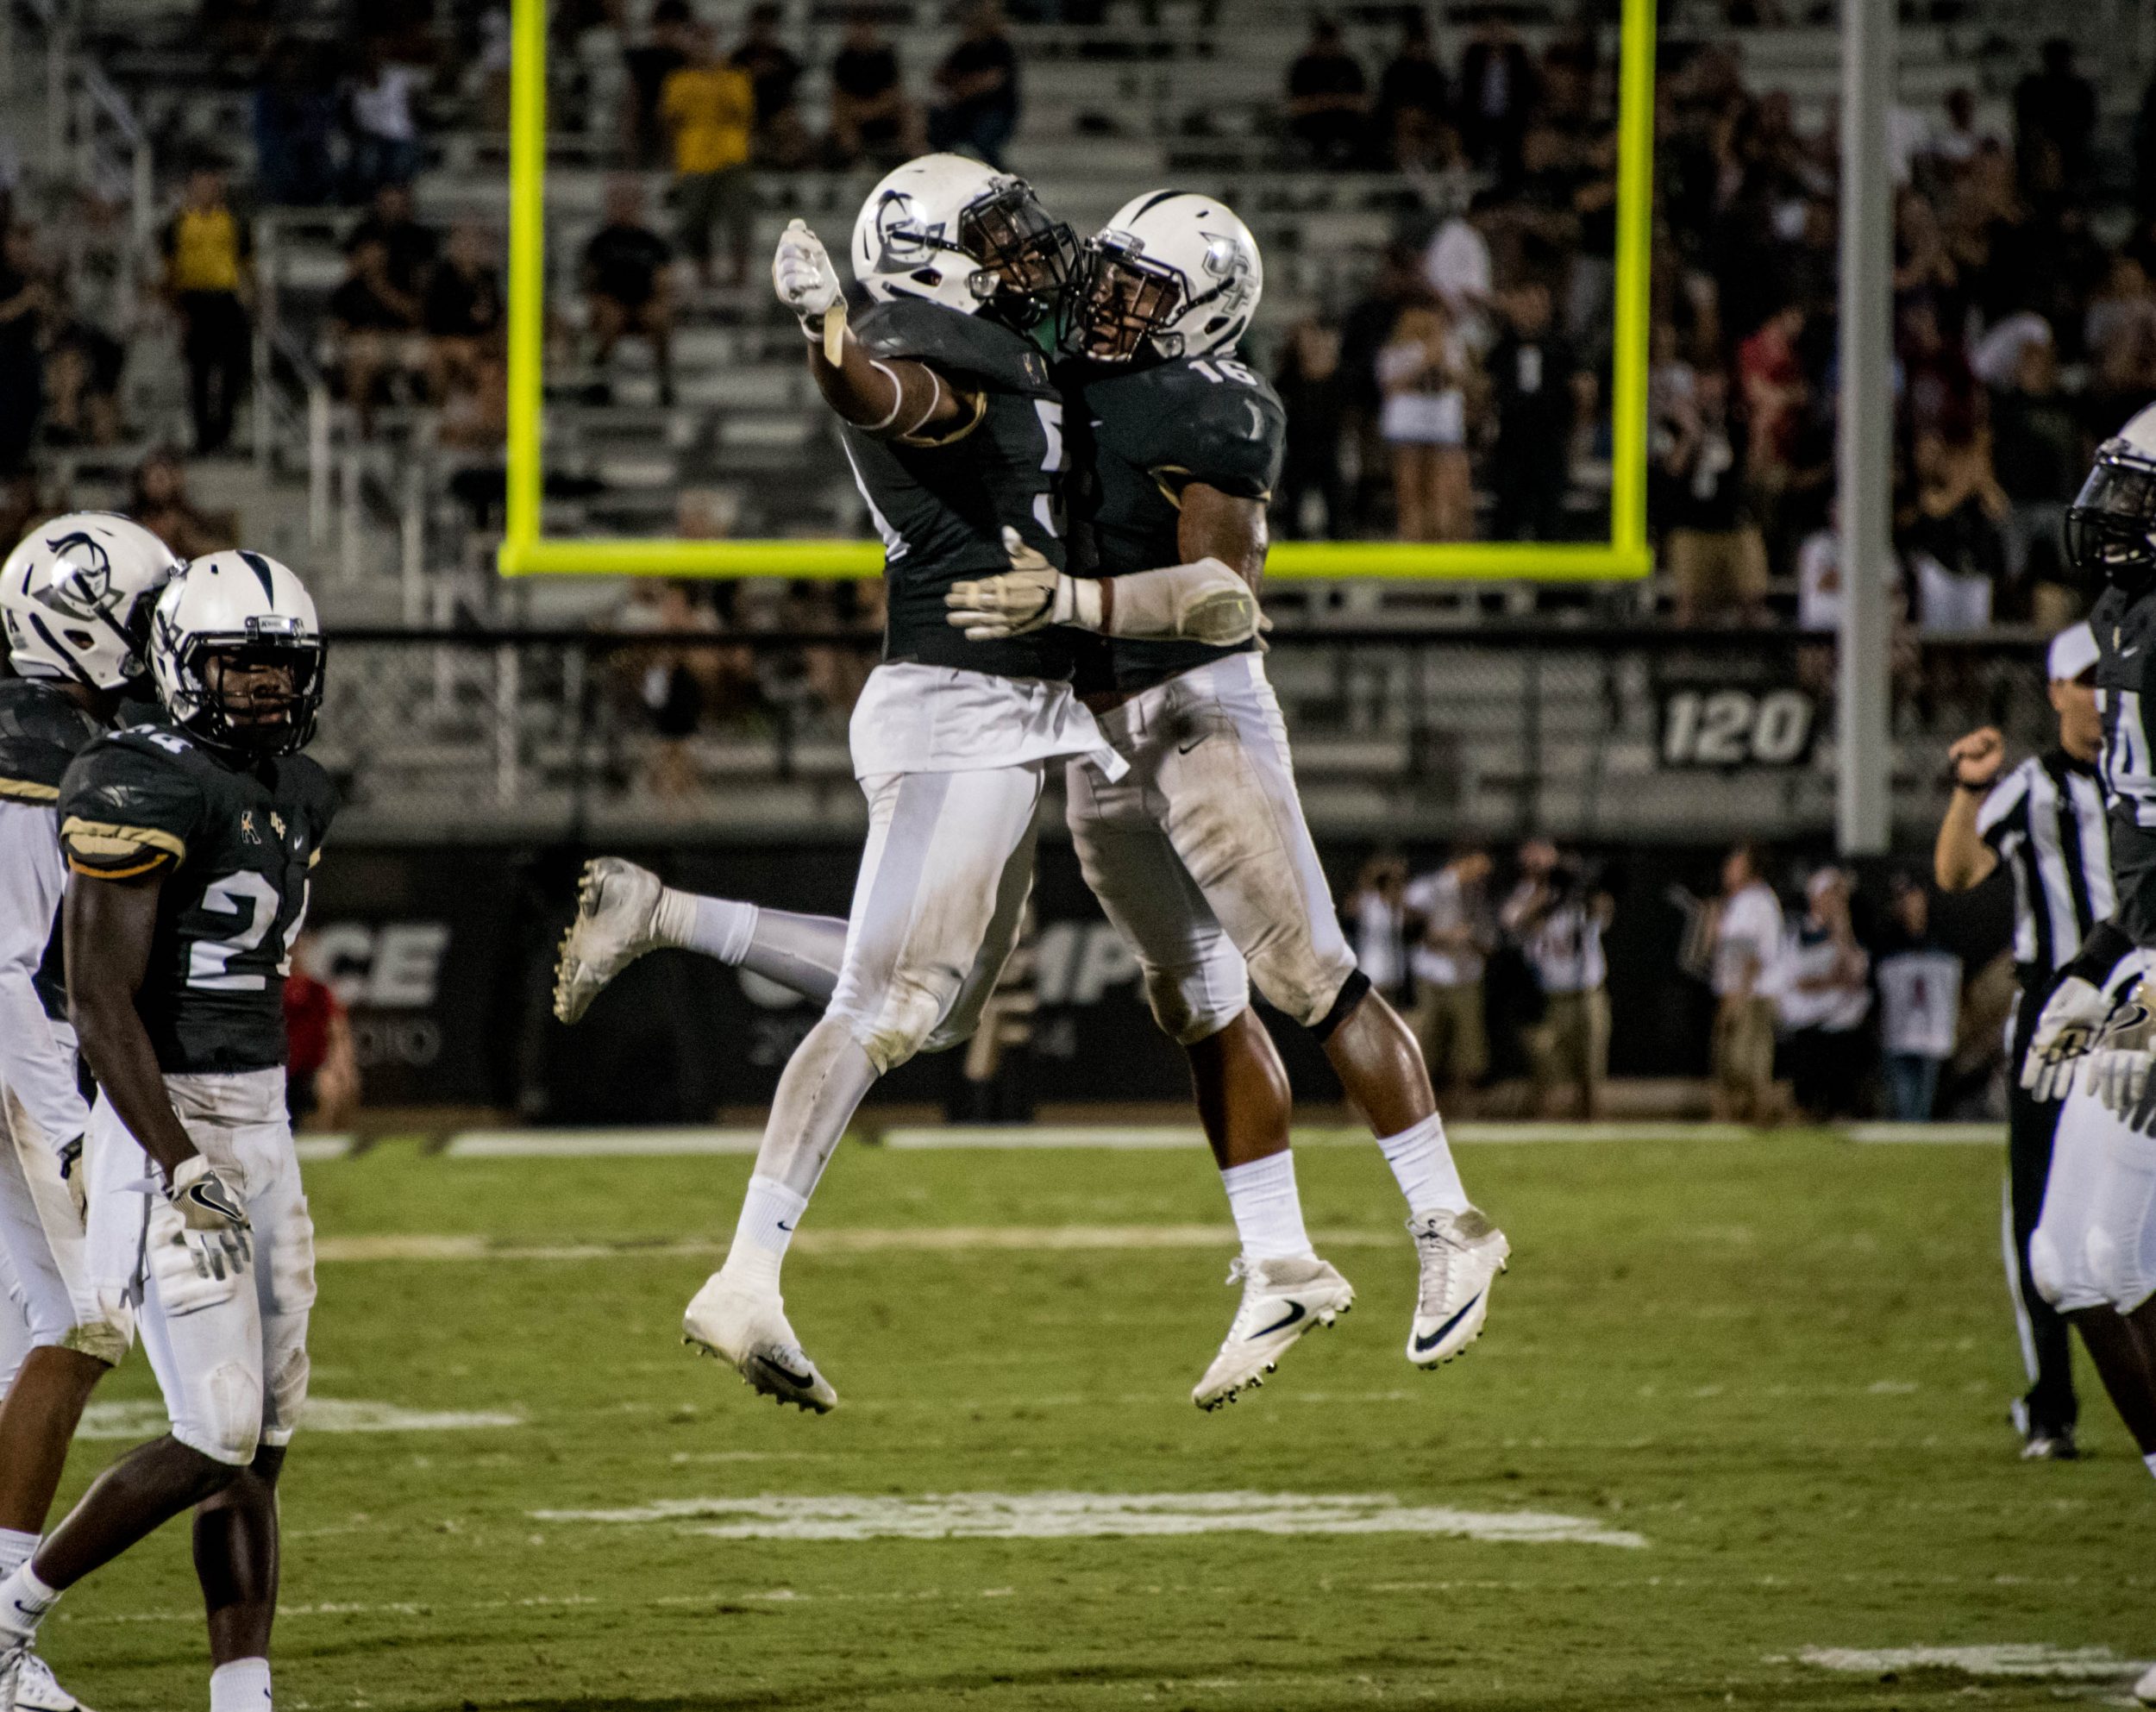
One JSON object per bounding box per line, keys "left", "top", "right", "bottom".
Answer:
{"left": 774, "top": 219, "right": 971, "bottom": 439}
{"left": 1935, "top": 726, "right": 2004, "bottom": 891}
{"left": 1177, "top": 480, "right": 1266, "bottom": 590}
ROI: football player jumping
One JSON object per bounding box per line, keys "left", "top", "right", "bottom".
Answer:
{"left": 564, "top": 154, "right": 1266, "bottom": 1416}
{"left": 0, "top": 515, "right": 179, "bottom": 1712}
{"left": 555, "top": 189, "right": 1502, "bottom": 1412}
{"left": 0, "top": 553, "right": 333, "bottom": 1712}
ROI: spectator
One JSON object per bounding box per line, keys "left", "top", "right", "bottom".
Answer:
{"left": 1908, "top": 430, "right": 2009, "bottom": 630}
{"left": 254, "top": 38, "right": 338, "bottom": 207}
{"left": 1404, "top": 848, "right": 1495, "bottom": 1113}
{"left": 1457, "top": 13, "right": 1535, "bottom": 178}
{"left": 1896, "top": 298, "right": 1977, "bottom": 442}
{"left": 1485, "top": 280, "right": 1576, "bottom": 541}
{"left": 583, "top": 179, "right": 677, "bottom": 404}
{"left": 733, "top": 3, "right": 811, "bottom": 168}
{"left": 1376, "top": 304, "right": 1473, "bottom": 542}
{"left": 1707, "top": 841, "right": 1781, "bottom": 1126}
{"left": 1273, "top": 315, "right": 1351, "bottom": 539}
{"left": 128, "top": 448, "right": 235, "bottom": 559}
{"left": 1661, "top": 367, "right": 1767, "bottom": 627}
{"left": 2085, "top": 254, "right": 2156, "bottom": 406}
{"left": 1775, "top": 867, "right": 1871, "bottom": 1123}
{"left": 2015, "top": 38, "right": 2096, "bottom": 200}
{"left": 424, "top": 223, "right": 505, "bottom": 400}
{"left": 929, "top": 2, "right": 1020, "bottom": 171}
{"left": 611, "top": 580, "right": 724, "bottom": 799}
{"left": 1987, "top": 330, "right": 2087, "bottom": 621}
{"left": 1374, "top": 10, "right": 1449, "bottom": 172}
{"left": 348, "top": 181, "right": 439, "bottom": 304}
{"left": 1284, "top": 16, "right": 1369, "bottom": 169}
{"left": 0, "top": 224, "right": 48, "bottom": 477}
{"left": 1503, "top": 841, "right": 1614, "bottom": 1121}
{"left": 1422, "top": 194, "right": 1496, "bottom": 342}
{"left": 828, "top": 8, "right": 923, "bottom": 168}
{"left": 344, "top": 39, "right": 426, "bottom": 200}
{"left": 329, "top": 233, "right": 423, "bottom": 436}
{"left": 284, "top": 933, "right": 360, "bottom": 1130}
{"left": 622, "top": 0, "right": 694, "bottom": 168}
{"left": 1737, "top": 302, "right": 1807, "bottom": 528}
{"left": 1345, "top": 852, "right": 1410, "bottom": 1002}
{"left": 438, "top": 350, "right": 508, "bottom": 453}
{"left": 1874, "top": 877, "right": 1961, "bottom": 1123}
{"left": 1928, "top": 86, "right": 1998, "bottom": 179}
{"left": 1796, "top": 507, "right": 1907, "bottom": 636}
{"left": 661, "top": 24, "right": 755, "bottom": 289}
{"left": 160, "top": 168, "right": 252, "bottom": 455}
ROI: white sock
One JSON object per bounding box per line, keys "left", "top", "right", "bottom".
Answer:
{"left": 209, "top": 1656, "right": 272, "bottom": 1712}
{"left": 1219, "top": 1151, "right": 1317, "bottom": 1263}
{"left": 723, "top": 1174, "right": 809, "bottom": 1291}
{"left": 653, "top": 887, "right": 758, "bottom": 963}
{"left": 2144, "top": 1452, "right": 2156, "bottom": 1484}
{"left": 1377, "top": 1113, "right": 1470, "bottom": 1218}
{"left": 0, "top": 1529, "right": 34, "bottom": 1578}
{"left": 0, "top": 1561, "right": 59, "bottom": 1641}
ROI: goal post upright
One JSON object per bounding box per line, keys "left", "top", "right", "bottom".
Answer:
{"left": 498, "top": 0, "right": 1656, "bottom": 582}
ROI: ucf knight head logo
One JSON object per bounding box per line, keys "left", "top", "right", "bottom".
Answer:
{"left": 34, "top": 532, "right": 118, "bottom": 621}
{"left": 872, "top": 190, "right": 943, "bottom": 271}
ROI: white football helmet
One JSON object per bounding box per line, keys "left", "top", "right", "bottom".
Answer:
{"left": 1072, "top": 191, "right": 1263, "bottom": 363}
{"left": 0, "top": 513, "right": 181, "bottom": 688}
{"left": 849, "top": 153, "right": 1076, "bottom": 329}
{"left": 150, "top": 549, "right": 325, "bottom": 757}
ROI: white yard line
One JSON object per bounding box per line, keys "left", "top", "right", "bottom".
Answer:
{"left": 529, "top": 1489, "right": 1648, "bottom": 1549}
{"left": 313, "top": 1225, "right": 1406, "bottom": 1264}
{"left": 443, "top": 1128, "right": 768, "bottom": 1157}
{"left": 77, "top": 1398, "right": 522, "bottom": 1439}
{"left": 1797, "top": 1645, "right": 2153, "bottom": 1680}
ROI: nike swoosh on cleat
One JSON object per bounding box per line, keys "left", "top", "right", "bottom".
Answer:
{"left": 1250, "top": 1300, "right": 1307, "bottom": 1339}
{"left": 1413, "top": 1290, "right": 1484, "bottom": 1355}
{"left": 759, "top": 1357, "right": 817, "bottom": 1389}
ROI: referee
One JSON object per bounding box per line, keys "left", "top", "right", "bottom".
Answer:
{"left": 1935, "top": 621, "right": 2111, "bottom": 1459}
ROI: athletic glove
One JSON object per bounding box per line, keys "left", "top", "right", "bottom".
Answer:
{"left": 2086, "top": 978, "right": 2156, "bottom": 1123}
{"left": 2021, "top": 974, "right": 2112, "bottom": 1101}
{"left": 944, "top": 528, "right": 1263, "bottom": 645}
{"left": 772, "top": 219, "right": 843, "bottom": 336}
{"left": 167, "top": 1153, "right": 250, "bottom": 1236}
{"left": 58, "top": 1133, "right": 85, "bottom": 1226}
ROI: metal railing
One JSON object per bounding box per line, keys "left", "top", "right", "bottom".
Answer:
{"left": 311, "top": 623, "right": 2059, "bottom": 847}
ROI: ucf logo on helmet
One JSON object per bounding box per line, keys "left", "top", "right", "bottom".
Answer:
{"left": 34, "top": 532, "right": 118, "bottom": 620}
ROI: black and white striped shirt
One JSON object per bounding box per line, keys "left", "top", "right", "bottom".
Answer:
{"left": 1978, "top": 749, "right": 2115, "bottom": 983}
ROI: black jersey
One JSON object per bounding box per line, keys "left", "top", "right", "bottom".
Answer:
{"left": 58, "top": 714, "right": 336, "bottom": 1075}
{"left": 0, "top": 677, "right": 109, "bottom": 1018}
{"left": 1061, "top": 351, "right": 1286, "bottom": 693}
{"left": 2091, "top": 582, "right": 2156, "bottom": 946}
{"left": 843, "top": 298, "right": 1076, "bottom": 681}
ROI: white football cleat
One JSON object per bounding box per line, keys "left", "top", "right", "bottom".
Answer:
{"left": 553, "top": 857, "right": 666, "bottom": 1024}
{"left": 11, "top": 1652, "right": 91, "bottom": 1712}
{"left": 2134, "top": 1659, "right": 2155, "bottom": 1705}
{"left": 683, "top": 1270, "right": 837, "bottom": 1413}
{"left": 1192, "top": 1254, "right": 1355, "bottom": 1411}
{"left": 1406, "top": 1207, "right": 1509, "bottom": 1368}
{"left": 0, "top": 1639, "right": 28, "bottom": 1712}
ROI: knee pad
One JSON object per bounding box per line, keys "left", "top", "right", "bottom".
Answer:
{"left": 176, "top": 1359, "right": 266, "bottom": 1467}
{"left": 2028, "top": 1226, "right": 2069, "bottom": 1308}
{"left": 2032, "top": 1222, "right": 2107, "bottom": 1314}
{"left": 1143, "top": 961, "right": 1245, "bottom": 1048}
{"left": 1250, "top": 939, "right": 1363, "bottom": 1034}
{"left": 838, "top": 980, "right": 947, "bottom": 1075}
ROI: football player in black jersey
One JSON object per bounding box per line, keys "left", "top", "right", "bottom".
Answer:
{"left": 554, "top": 155, "right": 1264, "bottom": 1414}
{"left": 0, "top": 513, "right": 179, "bottom": 1712}
{"left": 0, "top": 551, "right": 331, "bottom": 1712}
{"left": 946, "top": 192, "right": 1508, "bottom": 1408}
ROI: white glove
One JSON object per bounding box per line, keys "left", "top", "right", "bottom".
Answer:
{"left": 168, "top": 1153, "right": 250, "bottom": 1237}
{"left": 2021, "top": 974, "right": 2112, "bottom": 1101}
{"left": 771, "top": 219, "right": 842, "bottom": 333}
{"left": 2088, "top": 1044, "right": 2154, "bottom": 1115}
{"left": 945, "top": 528, "right": 1078, "bottom": 640}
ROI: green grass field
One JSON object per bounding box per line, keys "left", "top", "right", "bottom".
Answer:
{"left": 35, "top": 1133, "right": 2155, "bottom": 1709}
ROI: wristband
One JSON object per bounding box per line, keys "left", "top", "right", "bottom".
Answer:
{"left": 822, "top": 299, "right": 848, "bottom": 367}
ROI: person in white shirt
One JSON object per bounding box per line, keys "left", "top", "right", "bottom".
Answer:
{"left": 1345, "top": 853, "right": 1410, "bottom": 1001}
{"left": 1874, "top": 875, "right": 1961, "bottom": 1121}
{"left": 1708, "top": 842, "right": 1784, "bottom": 1124}
{"left": 1776, "top": 867, "right": 1873, "bottom": 1122}
{"left": 1403, "top": 849, "right": 1494, "bottom": 1113}
{"left": 1502, "top": 841, "right": 1614, "bottom": 1120}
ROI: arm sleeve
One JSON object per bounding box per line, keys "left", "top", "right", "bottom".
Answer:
{"left": 57, "top": 740, "right": 203, "bottom": 881}
{"left": 0, "top": 805, "right": 91, "bottom": 1145}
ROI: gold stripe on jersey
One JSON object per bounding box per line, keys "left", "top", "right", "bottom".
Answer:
{"left": 0, "top": 776, "right": 61, "bottom": 803}
{"left": 308, "top": 849, "right": 322, "bottom": 868}
{"left": 896, "top": 388, "right": 987, "bottom": 449}
{"left": 60, "top": 818, "right": 188, "bottom": 873}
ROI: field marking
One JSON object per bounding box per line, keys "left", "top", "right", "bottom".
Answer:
{"left": 1797, "top": 1645, "right": 2153, "bottom": 1680}
{"left": 1841, "top": 1124, "right": 2002, "bottom": 1145}
{"left": 294, "top": 1134, "right": 354, "bottom": 1162}
{"left": 314, "top": 1225, "right": 1404, "bottom": 1264}
{"left": 76, "top": 1398, "right": 522, "bottom": 1440}
{"left": 444, "top": 1128, "right": 767, "bottom": 1157}
{"left": 529, "top": 1490, "right": 1647, "bottom": 1549}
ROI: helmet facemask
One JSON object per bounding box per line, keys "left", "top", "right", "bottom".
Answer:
{"left": 2066, "top": 445, "right": 2156, "bottom": 588}
{"left": 160, "top": 612, "right": 325, "bottom": 758}
{"left": 956, "top": 182, "right": 1078, "bottom": 329}
{"left": 1069, "top": 239, "right": 1186, "bottom": 362}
